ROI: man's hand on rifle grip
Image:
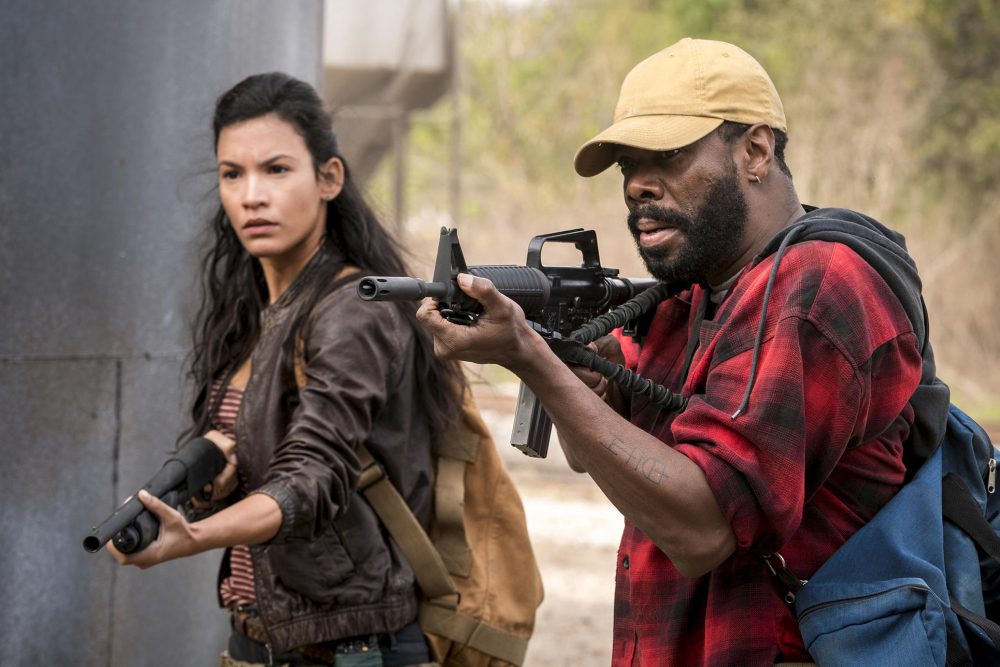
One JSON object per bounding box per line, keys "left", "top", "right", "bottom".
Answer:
{"left": 416, "top": 273, "right": 544, "bottom": 373}
{"left": 567, "top": 335, "right": 628, "bottom": 414}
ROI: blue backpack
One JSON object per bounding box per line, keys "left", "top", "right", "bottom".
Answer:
{"left": 782, "top": 405, "right": 1000, "bottom": 665}
{"left": 754, "top": 211, "right": 1000, "bottom": 664}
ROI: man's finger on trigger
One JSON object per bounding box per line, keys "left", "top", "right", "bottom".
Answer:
{"left": 416, "top": 297, "right": 437, "bottom": 317}
{"left": 417, "top": 298, "right": 449, "bottom": 331}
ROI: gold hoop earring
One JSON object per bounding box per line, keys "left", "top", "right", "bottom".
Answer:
{"left": 752, "top": 174, "right": 762, "bottom": 184}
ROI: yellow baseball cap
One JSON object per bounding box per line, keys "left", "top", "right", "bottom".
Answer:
{"left": 574, "top": 38, "right": 787, "bottom": 177}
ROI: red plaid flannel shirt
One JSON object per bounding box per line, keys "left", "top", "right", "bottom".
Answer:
{"left": 612, "top": 241, "right": 922, "bottom": 666}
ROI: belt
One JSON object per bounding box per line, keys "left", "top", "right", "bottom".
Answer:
{"left": 231, "top": 606, "right": 270, "bottom": 645}
{"left": 231, "top": 606, "right": 340, "bottom": 663}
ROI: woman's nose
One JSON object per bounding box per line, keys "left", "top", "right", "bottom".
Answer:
{"left": 241, "top": 175, "right": 266, "bottom": 209}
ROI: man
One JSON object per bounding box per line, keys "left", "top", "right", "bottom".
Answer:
{"left": 418, "top": 38, "right": 947, "bottom": 665}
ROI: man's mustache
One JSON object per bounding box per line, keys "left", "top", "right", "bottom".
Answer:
{"left": 626, "top": 204, "right": 692, "bottom": 236}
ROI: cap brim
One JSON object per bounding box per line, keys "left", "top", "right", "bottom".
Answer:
{"left": 574, "top": 115, "right": 725, "bottom": 177}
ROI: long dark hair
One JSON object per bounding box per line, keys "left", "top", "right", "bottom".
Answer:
{"left": 183, "top": 72, "right": 465, "bottom": 444}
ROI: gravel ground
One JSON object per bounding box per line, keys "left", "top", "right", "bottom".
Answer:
{"left": 478, "top": 394, "right": 622, "bottom": 667}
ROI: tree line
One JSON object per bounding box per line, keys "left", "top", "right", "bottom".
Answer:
{"left": 372, "top": 0, "right": 1000, "bottom": 412}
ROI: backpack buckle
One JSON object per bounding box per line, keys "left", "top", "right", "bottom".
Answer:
{"left": 761, "top": 552, "right": 807, "bottom": 604}
{"left": 425, "top": 592, "right": 462, "bottom": 610}
{"left": 358, "top": 459, "right": 386, "bottom": 492}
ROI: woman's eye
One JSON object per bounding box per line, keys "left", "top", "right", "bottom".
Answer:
{"left": 268, "top": 164, "right": 289, "bottom": 175}
{"left": 221, "top": 169, "right": 239, "bottom": 180}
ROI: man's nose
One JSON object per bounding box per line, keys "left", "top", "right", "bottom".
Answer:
{"left": 625, "top": 165, "right": 665, "bottom": 203}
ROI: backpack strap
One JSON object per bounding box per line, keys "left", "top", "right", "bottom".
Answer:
{"left": 942, "top": 473, "right": 1000, "bottom": 563}
{"left": 941, "top": 471, "right": 1000, "bottom": 651}
{"left": 419, "top": 601, "right": 531, "bottom": 665}
{"left": 355, "top": 441, "right": 531, "bottom": 666}
{"left": 431, "top": 426, "right": 479, "bottom": 577}
{"left": 355, "top": 444, "right": 459, "bottom": 601}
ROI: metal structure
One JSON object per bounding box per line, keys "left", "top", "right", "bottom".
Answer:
{"left": 0, "top": 2, "right": 453, "bottom": 663}
{"left": 322, "top": 0, "right": 454, "bottom": 226}
{"left": 0, "top": 2, "right": 324, "bottom": 665}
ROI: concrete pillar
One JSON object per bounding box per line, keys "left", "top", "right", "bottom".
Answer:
{"left": 0, "top": 2, "right": 323, "bottom": 665}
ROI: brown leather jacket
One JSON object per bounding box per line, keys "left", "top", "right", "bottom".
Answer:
{"left": 225, "top": 260, "right": 434, "bottom": 653}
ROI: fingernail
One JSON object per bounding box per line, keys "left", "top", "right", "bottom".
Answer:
{"left": 457, "top": 273, "right": 472, "bottom": 288}
{"left": 138, "top": 490, "right": 149, "bottom": 500}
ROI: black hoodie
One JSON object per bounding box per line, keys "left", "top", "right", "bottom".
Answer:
{"left": 753, "top": 206, "right": 952, "bottom": 478}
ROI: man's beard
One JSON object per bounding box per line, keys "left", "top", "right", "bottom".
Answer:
{"left": 627, "top": 161, "right": 749, "bottom": 291}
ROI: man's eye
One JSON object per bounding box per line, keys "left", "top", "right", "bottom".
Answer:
{"left": 658, "top": 149, "right": 682, "bottom": 160}
{"left": 617, "top": 158, "right": 636, "bottom": 173}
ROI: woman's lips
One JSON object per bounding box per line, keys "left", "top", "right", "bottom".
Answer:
{"left": 244, "top": 220, "right": 278, "bottom": 236}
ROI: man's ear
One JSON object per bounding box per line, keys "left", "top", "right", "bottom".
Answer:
{"left": 743, "top": 123, "right": 775, "bottom": 183}
{"left": 318, "top": 156, "right": 345, "bottom": 202}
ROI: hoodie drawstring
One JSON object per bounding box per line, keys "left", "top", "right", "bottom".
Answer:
{"left": 731, "top": 223, "right": 808, "bottom": 419}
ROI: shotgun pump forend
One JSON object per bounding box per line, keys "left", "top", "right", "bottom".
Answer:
{"left": 82, "top": 437, "right": 226, "bottom": 554}
{"left": 357, "top": 227, "right": 687, "bottom": 457}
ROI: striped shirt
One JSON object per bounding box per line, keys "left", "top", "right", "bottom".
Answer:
{"left": 210, "top": 382, "right": 256, "bottom": 608}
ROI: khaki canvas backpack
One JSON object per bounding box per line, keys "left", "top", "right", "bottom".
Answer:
{"left": 355, "top": 394, "right": 544, "bottom": 666}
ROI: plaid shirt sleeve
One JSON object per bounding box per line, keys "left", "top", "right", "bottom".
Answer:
{"left": 671, "top": 241, "right": 923, "bottom": 554}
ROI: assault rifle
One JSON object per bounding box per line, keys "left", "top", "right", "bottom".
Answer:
{"left": 358, "top": 227, "right": 671, "bottom": 458}
{"left": 82, "top": 437, "right": 226, "bottom": 554}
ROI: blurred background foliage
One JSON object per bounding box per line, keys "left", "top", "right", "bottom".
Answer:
{"left": 367, "top": 0, "right": 1000, "bottom": 415}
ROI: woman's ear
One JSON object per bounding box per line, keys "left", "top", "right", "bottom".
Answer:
{"left": 318, "top": 156, "right": 345, "bottom": 202}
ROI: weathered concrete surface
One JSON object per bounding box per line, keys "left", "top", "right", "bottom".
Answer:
{"left": 0, "top": 2, "right": 323, "bottom": 664}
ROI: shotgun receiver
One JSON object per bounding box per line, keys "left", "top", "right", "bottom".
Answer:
{"left": 358, "top": 227, "right": 660, "bottom": 457}
{"left": 82, "top": 437, "right": 226, "bottom": 554}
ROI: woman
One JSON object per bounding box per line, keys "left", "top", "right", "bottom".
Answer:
{"left": 110, "top": 72, "right": 465, "bottom": 667}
